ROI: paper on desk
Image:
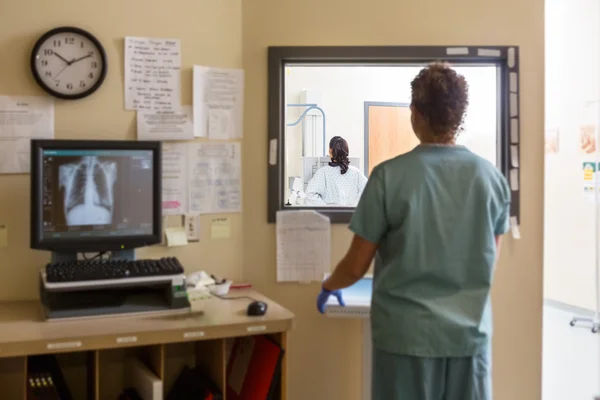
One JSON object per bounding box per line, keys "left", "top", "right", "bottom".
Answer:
{"left": 124, "top": 37, "right": 181, "bottom": 111}
{"left": 137, "top": 105, "right": 193, "bottom": 141}
{"left": 162, "top": 143, "right": 188, "bottom": 215}
{"left": 188, "top": 142, "right": 241, "bottom": 214}
{"left": 165, "top": 227, "right": 188, "bottom": 247}
{"left": 0, "top": 96, "right": 54, "bottom": 174}
{"left": 276, "top": 211, "right": 331, "bottom": 282}
{"left": 193, "top": 66, "right": 244, "bottom": 139}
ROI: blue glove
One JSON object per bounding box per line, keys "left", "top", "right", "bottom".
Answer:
{"left": 317, "top": 287, "right": 345, "bottom": 314}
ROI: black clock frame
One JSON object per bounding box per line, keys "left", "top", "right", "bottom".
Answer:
{"left": 30, "top": 26, "right": 108, "bottom": 100}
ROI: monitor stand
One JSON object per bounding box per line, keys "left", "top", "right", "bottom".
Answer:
{"left": 51, "top": 249, "right": 135, "bottom": 263}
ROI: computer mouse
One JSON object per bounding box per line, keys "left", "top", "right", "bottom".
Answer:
{"left": 247, "top": 300, "right": 268, "bottom": 316}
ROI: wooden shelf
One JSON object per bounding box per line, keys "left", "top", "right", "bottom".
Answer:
{"left": 0, "top": 290, "right": 293, "bottom": 400}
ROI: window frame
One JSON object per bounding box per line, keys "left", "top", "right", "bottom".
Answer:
{"left": 267, "top": 46, "right": 520, "bottom": 224}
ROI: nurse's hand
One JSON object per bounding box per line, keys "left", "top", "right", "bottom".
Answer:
{"left": 317, "top": 287, "right": 345, "bottom": 314}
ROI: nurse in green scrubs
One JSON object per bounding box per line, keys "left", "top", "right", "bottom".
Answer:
{"left": 316, "top": 62, "right": 511, "bottom": 400}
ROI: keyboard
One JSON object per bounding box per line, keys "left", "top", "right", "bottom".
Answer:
{"left": 45, "top": 257, "right": 185, "bottom": 283}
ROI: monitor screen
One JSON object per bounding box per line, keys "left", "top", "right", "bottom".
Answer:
{"left": 41, "top": 149, "right": 154, "bottom": 240}
{"left": 31, "top": 140, "right": 162, "bottom": 253}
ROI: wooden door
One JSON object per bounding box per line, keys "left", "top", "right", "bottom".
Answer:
{"left": 365, "top": 103, "right": 418, "bottom": 174}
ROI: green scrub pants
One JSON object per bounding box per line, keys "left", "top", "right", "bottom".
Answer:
{"left": 372, "top": 347, "right": 492, "bottom": 400}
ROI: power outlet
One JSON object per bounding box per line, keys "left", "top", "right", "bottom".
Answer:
{"left": 184, "top": 215, "right": 200, "bottom": 242}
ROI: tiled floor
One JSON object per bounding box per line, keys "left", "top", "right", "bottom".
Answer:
{"left": 543, "top": 302, "right": 600, "bottom": 400}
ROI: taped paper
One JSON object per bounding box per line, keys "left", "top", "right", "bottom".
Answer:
{"left": 510, "top": 145, "right": 519, "bottom": 167}
{"left": 446, "top": 47, "right": 469, "bottom": 55}
{"left": 269, "top": 139, "right": 277, "bottom": 166}
{"left": 510, "top": 72, "right": 518, "bottom": 93}
{"left": 510, "top": 169, "right": 519, "bottom": 191}
{"left": 477, "top": 48, "right": 502, "bottom": 57}
{"left": 511, "top": 118, "right": 519, "bottom": 143}
{"left": 508, "top": 48, "right": 516, "bottom": 68}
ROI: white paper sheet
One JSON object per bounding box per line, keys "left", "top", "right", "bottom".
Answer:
{"left": 276, "top": 211, "right": 331, "bottom": 282}
{"left": 124, "top": 37, "right": 181, "bottom": 111}
{"left": 0, "top": 95, "right": 54, "bottom": 174}
{"left": 193, "top": 66, "right": 244, "bottom": 139}
{"left": 188, "top": 142, "right": 242, "bottom": 214}
{"left": 137, "top": 105, "right": 193, "bottom": 141}
{"left": 161, "top": 143, "right": 188, "bottom": 215}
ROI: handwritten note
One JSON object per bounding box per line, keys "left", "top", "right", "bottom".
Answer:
{"left": 137, "top": 105, "right": 193, "bottom": 141}
{"left": 276, "top": 211, "right": 331, "bottom": 282}
{"left": 162, "top": 143, "right": 188, "bottom": 215}
{"left": 188, "top": 142, "right": 241, "bottom": 214}
{"left": 193, "top": 66, "right": 244, "bottom": 139}
{"left": 125, "top": 37, "right": 181, "bottom": 111}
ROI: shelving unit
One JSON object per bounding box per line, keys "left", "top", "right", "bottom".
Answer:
{"left": 0, "top": 290, "right": 294, "bottom": 399}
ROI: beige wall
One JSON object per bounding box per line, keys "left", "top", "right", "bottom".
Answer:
{"left": 242, "top": 0, "right": 544, "bottom": 399}
{"left": 0, "top": 0, "right": 544, "bottom": 398}
{"left": 0, "top": 0, "right": 244, "bottom": 300}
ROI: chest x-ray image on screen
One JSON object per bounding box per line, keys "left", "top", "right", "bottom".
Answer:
{"left": 59, "top": 156, "right": 117, "bottom": 226}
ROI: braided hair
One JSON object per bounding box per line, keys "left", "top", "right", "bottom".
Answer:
{"left": 328, "top": 136, "right": 350, "bottom": 174}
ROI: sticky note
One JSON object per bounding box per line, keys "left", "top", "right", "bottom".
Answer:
{"left": 165, "top": 227, "right": 188, "bottom": 247}
{"left": 0, "top": 225, "right": 7, "bottom": 248}
{"left": 211, "top": 218, "right": 231, "bottom": 239}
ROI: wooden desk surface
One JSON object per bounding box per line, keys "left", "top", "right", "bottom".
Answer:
{"left": 0, "top": 290, "right": 294, "bottom": 358}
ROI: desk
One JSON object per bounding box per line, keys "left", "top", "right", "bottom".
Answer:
{"left": 0, "top": 290, "right": 294, "bottom": 399}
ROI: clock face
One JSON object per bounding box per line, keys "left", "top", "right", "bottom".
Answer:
{"left": 31, "top": 28, "right": 107, "bottom": 100}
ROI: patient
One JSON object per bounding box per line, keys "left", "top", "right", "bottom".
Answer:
{"left": 305, "top": 136, "right": 368, "bottom": 206}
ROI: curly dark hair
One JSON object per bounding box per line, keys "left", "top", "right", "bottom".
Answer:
{"left": 328, "top": 136, "right": 350, "bottom": 174}
{"left": 410, "top": 62, "right": 469, "bottom": 140}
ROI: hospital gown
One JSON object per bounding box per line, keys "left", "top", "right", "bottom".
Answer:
{"left": 350, "top": 145, "right": 510, "bottom": 400}
{"left": 305, "top": 165, "right": 367, "bottom": 206}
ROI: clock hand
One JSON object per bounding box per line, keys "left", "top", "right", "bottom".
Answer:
{"left": 70, "top": 54, "right": 92, "bottom": 64}
{"left": 53, "top": 52, "right": 71, "bottom": 65}
{"left": 54, "top": 64, "right": 70, "bottom": 80}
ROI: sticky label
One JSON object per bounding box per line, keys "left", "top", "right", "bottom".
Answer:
{"left": 509, "top": 72, "right": 518, "bottom": 93}
{"left": 510, "top": 216, "right": 521, "bottom": 239}
{"left": 477, "top": 48, "right": 502, "bottom": 57}
{"left": 269, "top": 139, "right": 277, "bottom": 166}
{"left": 247, "top": 325, "right": 266, "bottom": 333}
{"left": 510, "top": 169, "right": 519, "bottom": 191}
{"left": 510, "top": 145, "right": 519, "bottom": 167}
{"left": 510, "top": 93, "right": 518, "bottom": 117}
{"left": 446, "top": 47, "right": 469, "bottom": 55}
{"left": 116, "top": 336, "right": 138, "bottom": 344}
{"left": 511, "top": 118, "right": 519, "bottom": 143}
{"left": 183, "top": 331, "right": 205, "bottom": 339}
{"left": 47, "top": 341, "right": 82, "bottom": 350}
{"left": 508, "top": 48, "right": 516, "bottom": 68}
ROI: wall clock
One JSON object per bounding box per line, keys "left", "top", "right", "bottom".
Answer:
{"left": 31, "top": 27, "right": 108, "bottom": 100}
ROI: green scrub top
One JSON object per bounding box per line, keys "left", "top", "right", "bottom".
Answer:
{"left": 350, "top": 144, "right": 511, "bottom": 357}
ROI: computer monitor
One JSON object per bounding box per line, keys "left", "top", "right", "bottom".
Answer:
{"left": 30, "top": 140, "right": 162, "bottom": 258}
